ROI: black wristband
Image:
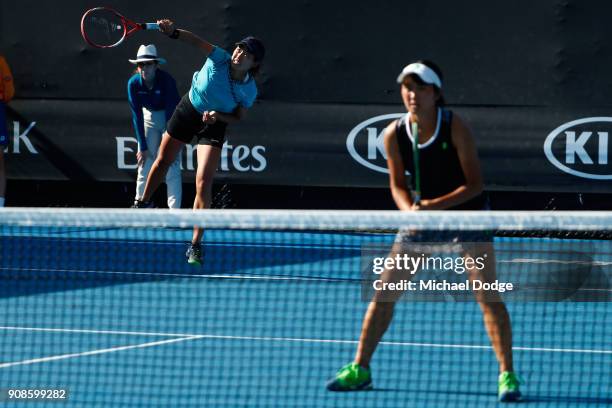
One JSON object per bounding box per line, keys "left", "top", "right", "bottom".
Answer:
{"left": 169, "top": 29, "right": 180, "bottom": 39}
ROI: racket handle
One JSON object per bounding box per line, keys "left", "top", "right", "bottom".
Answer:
{"left": 144, "top": 23, "right": 160, "bottom": 30}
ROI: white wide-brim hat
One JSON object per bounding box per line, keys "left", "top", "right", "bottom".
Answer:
{"left": 129, "top": 44, "right": 166, "bottom": 64}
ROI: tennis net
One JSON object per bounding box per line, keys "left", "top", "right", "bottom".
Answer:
{"left": 0, "top": 208, "right": 610, "bottom": 407}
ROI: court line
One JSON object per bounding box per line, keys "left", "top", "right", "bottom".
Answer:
{"left": 0, "top": 326, "right": 193, "bottom": 337}
{"left": 188, "top": 334, "right": 612, "bottom": 355}
{"left": 0, "top": 267, "right": 356, "bottom": 282}
{"left": 4, "top": 235, "right": 610, "bottom": 258}
{"left": 1, "top": 327, "right": 610, "bottom": 355}
{"left": 3, "top": 263, "right": 611, "bottom": 286}
{"left": 0, "top": 335, "right": 203, "bottom": 369}
{"left": 502, "top": 258, "right": 612, "bottom": 266}
{"left": 0, "top": 236, "right": 373, "bottom": 251}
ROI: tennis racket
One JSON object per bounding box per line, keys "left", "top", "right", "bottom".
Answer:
{"left": 411, "top": 121, "right": 421, "bottom": 205}
{"left": 81, "top": 7, "right": 159, "bottom": 48}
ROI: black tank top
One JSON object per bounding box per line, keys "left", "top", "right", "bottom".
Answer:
{"left": 395, "top": 109, "right": 486, "bottom": 210}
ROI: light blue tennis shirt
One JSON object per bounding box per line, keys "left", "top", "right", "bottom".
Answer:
{"left": 188, "top": 46, "right": 258, "bottom": 114}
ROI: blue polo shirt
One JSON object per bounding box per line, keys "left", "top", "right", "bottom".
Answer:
{"left": 188, "top": 46, "right": 258, "bottom": 114}
{"left": 127, "top": 69, "right": 180, "bottom": 151}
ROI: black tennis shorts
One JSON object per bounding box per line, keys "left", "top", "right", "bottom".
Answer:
{"left": 167, "top": 94, "right": 228, "bottom": 148}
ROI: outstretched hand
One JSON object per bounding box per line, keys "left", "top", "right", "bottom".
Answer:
{"left": 157, "top": 19, "right": 176, "bottom": 36}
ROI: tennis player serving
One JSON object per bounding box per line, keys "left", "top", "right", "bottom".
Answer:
{"left": 326, "top": 60, "right": 521, "bottom": 402}
{"left": 133, "top": 19, "right": 265, "bottom": 266}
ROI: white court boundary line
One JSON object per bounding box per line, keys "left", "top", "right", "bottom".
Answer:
{"left": 0, "top": 267, "right": 350, "bottom": 282}
{"left": 0, "top": 326, "right": 610, "bottom": 369}
{"left": 502, "top": 258, "right": 612, "bottom": 266}
{"left": 3, "top": 265, "right": 611, "bottom": 288}
{"left": 0, "top": 235, "right": 370, "bottom": 250}
{"left": 0, "top": 334, "right": 203, "bottom": 368}
{"left": 0, "top": 326, "right": 206, "bottom": 369}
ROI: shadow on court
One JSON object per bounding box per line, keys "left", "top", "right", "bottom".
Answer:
{"left": 0, "top": 233, "right": 363, "bottom": 298}
{"left": 363, "top": 386, "right": 612, "bottom": 406}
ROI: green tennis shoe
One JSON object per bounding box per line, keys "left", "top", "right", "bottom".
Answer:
{"left": 498, "top": 371, "right": 522, "bottom": 402}
{"left": 326, "top": 362, "right": 372, "bottom": 391}
{"left": 186, "top": 243, "right": 203, "bottom": 266}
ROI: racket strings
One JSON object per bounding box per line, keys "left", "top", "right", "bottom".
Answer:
{"left": 83, "top": 9, "right": 125, "bottom": 47}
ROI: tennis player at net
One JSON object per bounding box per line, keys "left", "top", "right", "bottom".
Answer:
{"left": 132, "top": 19, "right": 265, "bottom": 266}
{"left": 326, "top": 60, "right": 521, "bottom": 402}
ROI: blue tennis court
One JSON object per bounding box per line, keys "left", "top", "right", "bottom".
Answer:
{"left": 1, "top": 217, "right": 611, "bottom": 407}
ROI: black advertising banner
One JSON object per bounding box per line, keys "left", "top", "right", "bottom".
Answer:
{"left": 4, "top": 100, "right": 611, "bottom": 193}
{"left": 5, "top": 0, "right": 612, "bottom": 107}
{"left": 1, "top": 0, "right": 611, "bottom": 193}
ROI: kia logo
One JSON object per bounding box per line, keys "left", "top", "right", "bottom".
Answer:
{"left": 544, "top": 117, "right": 612, "bottom": 180}
{"left": 346, "top": 113, "right": 404, "bottom": 173}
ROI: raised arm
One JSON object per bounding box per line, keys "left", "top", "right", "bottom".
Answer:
{"left": 157, "top": 19, "right": 214, "bottom": 56}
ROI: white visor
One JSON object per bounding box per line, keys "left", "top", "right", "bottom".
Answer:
{"left": 396, "top": 63, "right": 442, "bottom": 88}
